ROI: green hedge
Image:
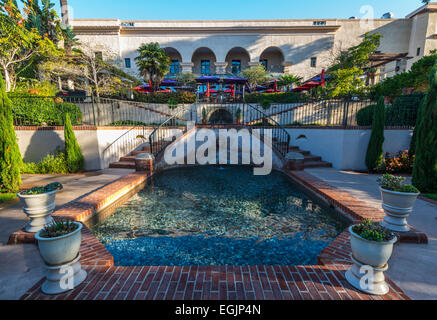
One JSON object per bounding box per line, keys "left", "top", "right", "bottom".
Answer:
{"left": 132, "top": 91, "right": 196, "bottom": 104}
{"left": 245, "top": 92, "right": 308, "bottom": 104}
{"left": 356, "top": 104, "right": 376, "bottom": 126}
{"left": 357, "top": 93, "right": 424, "bottom": 127}
{"left": 8, "top": 94, "right": 83, "bottom": 126}
{"left": 22, "top": 150, "right": 69, "bottom": 174}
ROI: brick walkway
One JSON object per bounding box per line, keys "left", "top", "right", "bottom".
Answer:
{"left": 21, "top": 263, "right": 409, "bottom": 300}
{"left": 17, "top": 169, "right": 416, "bottom": 300}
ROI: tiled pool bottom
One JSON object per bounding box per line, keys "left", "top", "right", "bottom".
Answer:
{"left": 91, "top": 166, "right": 347, "bottom": 266}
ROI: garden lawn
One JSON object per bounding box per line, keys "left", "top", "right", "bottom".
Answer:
{"left": 423, "top": 193, "right": 437, "bottom": 202}
{"left": 0, "top": 193, "right": 17, "bottom": 203}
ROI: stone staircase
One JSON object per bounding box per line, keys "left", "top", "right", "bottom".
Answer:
{"left": 109, "top": 141, "right": 167, "bottom": 169}
{"left": 271, "top": 138, "right": 332, "bottom": 169}
{"left": 110, "top": 137, "right": 332, "bottom": 170}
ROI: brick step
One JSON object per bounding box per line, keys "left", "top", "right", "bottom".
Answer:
{"left": 131, "top": 151, "right": 148, "bottom": 156}
{"left": 303, "top": 161, "right": 332, "bottom": 168}
{"left": 304, "top": 155, "right": 322, "bottom": 162}
{"left": 288, "top": 147, "right": 310, "bottom": 156}
{"left": 109, "top": 161, "right": 136, "bottom": 169}
{"left": 120, "top": 156, "right": 136, "bottom": 162}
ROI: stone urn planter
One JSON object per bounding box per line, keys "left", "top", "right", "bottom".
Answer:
{"left": 377, "top": 174, "right": 420, "bottom": 232}
{"left": 35, "top": 221, "right": 87, "bottom": 294}
{"left": 17, "top": 182, "right": 63, "bottom": 233}
{"left": 346, "top": 222, "right": 397, "bottom": 296}
{"left": 380, "top": 187, "right": 420, "bottom": 232}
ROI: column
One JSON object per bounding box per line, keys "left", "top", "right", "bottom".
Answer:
{"left": 214, "top": 62, "right": 228, "bottom": 75}
{"left": 283, "top": 61, "right": 293, "bottom": 74}
{"left": 180, "top": 62, "right": 194, "bottom": 73}
{"left": 248, "top": 61, "right": 260, "bottom": 68}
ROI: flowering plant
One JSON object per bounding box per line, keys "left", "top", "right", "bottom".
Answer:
{"left": 377, "top": 150, "right": 414, "bottom": 174}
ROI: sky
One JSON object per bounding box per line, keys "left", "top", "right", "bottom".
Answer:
{"left": 53, "top": 0, "right": 422, "bottom": 21}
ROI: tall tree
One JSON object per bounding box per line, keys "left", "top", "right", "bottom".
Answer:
{"left": 70, "top": 44, "right": 125, "bottom": 97}
{"left": 365, "top": 96, "right": 386, "bottom": 171}
{"left": 409, "top": 97, "right": 426, "bottom": 156}
{"left": 135, "top": 42, "right": 171, "bottom": 92}
{"left": 0, "top": 3, "right": 57, "bottom": 91}
{"left": 239, "top": 64, "right": 268, "bottom": 91}
{"left": 327, "top": 32, "right": 382, "bottom": 97}
{"left": 412, "top": 62, "right": 437, "bottom": 193}
{"left": 0, "top": 73, "right": 22, "bottom": 192}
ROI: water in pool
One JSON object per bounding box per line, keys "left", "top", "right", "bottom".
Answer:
{"left": 91, "top": 166, "right": 347, "bottom": 266}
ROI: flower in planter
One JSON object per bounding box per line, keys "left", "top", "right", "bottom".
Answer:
{"left": 352, "top": 219, "right": 394, "bottom": 242}
{"left": 38, "top": 219, "right": 79, "bottom": 238}
{"left": 377, "top": 174, "right": 419, "bottom": 193}
{"left": 20, "top": 182, "right": 63, "bottom": 195}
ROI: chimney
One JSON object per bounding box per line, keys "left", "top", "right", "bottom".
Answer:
{"left": 60, "top": 0, "right": 69, "bottom": 26}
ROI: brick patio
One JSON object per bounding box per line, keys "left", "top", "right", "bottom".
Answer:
{"left": 16, "top": 169, "right": 420, "bottom": 300}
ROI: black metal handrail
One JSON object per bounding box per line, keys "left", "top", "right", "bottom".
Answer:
{"left": 244, "top": 102, "right": 291, "bottom": 157}
{"left": 9, "top": 94, "right": 420, "bottom": 129}
{"left": 148, "top": 105, "right": 191, "bottom": 157}
{"left": 101, "top": 125, "right": 148, "bottom": 167}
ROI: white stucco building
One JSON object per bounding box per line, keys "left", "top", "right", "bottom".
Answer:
{"left": 71, "top": 2, "right": 437, "bottom": 81}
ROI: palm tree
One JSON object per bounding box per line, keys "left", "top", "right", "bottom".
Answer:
{"left": 278, "top": 74, "right": 302, "bottom": 91}
{"left": 135, "top": 43, "right": 171, "bottom": 92}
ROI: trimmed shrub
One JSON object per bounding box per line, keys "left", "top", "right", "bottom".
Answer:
{"left": 64, "top": 114, "right": 84, "bottom": 173}
{"left": 356, "top": 104, "right": 376, "bottom": 126}
{"left": 245, "top": 92, "right": 308, "bottom": 104}
{"left": 412, "top": 62, "right": 437, "bottom": 193}
{"left": 133, "top": 91, "right": 196, "bottom": 104}
{"left": 409, "top": 97, "right": 426, "bottom": 156}
{"left": 21, "top": 150, "right": 69, "bottom": 174}
{"left": 365, "top": 96, "right": 385, "bottom": 171}
{"left": 8, "top": 94, "right": 83, "bottom": 126}
{"left": 0, "top": 74, "right": 22, "bottom": 193}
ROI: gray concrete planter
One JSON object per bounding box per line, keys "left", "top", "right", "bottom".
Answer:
{"left": 35, "top": 222, "right": 83, "bottom": 266}
{"left": 17, "top": 190, "right": 57, "bottom": 233}
{"left": 380, "top": 187, "right": 419, "bottom": 232}
{"left": 346, "top": 225, "right": 397, "bottom": 295}
{"left": 35, "top": 222, "right": 86, "bottom": 294}
{"left": 349, "top": 225, "right": 396, "bottom": 267}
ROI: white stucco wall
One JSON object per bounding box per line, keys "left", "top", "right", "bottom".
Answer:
{"left": 16, "top": 127, "right": 412, "bottom": 172}
{"left": 16, "top": 128, "right": 157, "bottom": 171}
{"left": 286, "top": 128, "right": 413, "bottom": 171}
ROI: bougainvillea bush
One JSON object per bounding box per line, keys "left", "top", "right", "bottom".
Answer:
{"left": 377, "top": 150, "right": 415, "bottom": 174}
